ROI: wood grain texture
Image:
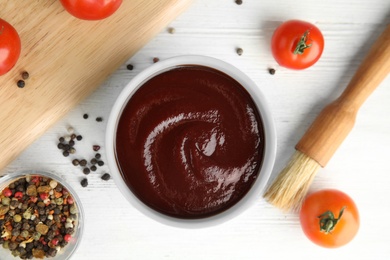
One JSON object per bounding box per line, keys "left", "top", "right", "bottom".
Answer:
{"left": 0, "top": 0, "right": 193, "bottom": 170}
{"left": 296, "top": 24, "right": 390, "bottom": 166}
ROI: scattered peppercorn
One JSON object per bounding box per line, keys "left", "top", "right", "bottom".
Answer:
{"left": 17, "top": 80, "right": 25, "bottom": 88}
{"left": 76, "top": 135, "right": 83, "bottom": 141}
{"left": 90, "top": 158, "right": 98, "bottom": 165}
{"left": 101, "top": 173, "right": 111, "bottom": 181}
{"left": 83, "top": 114, "right": 89, "bottom": 119}
{"left": 90, "top": 165, "right": 97, "bottom": 172}
{"left": 96, "top": 117, "right": 103, "bottom": 122}
{"left": 168, "top": 27, "right": 176, "bottom": 34}
{"left": 83, "top": 168, "right": 90, "bottom": 175}
{"left": 97, "top": 161, "right": 104, "bottom": 167}
{"left": 59, "top": 137, "right": 65, "bottom": 143}
{"left": 57, "top": 143, "right": 64, "bottom": 149}
{"left": 92, "top": 145, "right": 101, "bottom": 152}
{"left": 126, "top": 64, "right": 134, "bottom": 70}
{"left": 79, "top": 160, "right": 87, "bottom": 167}
{"left": 153, "top": 57, "right": 160, "bottom": 63}
{"left": 268, "top": 68, "right": 276, "bottom": 75}
{"left": 235, "top": 0, "right": 243, "bottom": 5}
{"left": 95, "top": 153, "right": 101, "bottom": 159}
{"left": 236, "top": 47, "right": 243, "bottom": 56}
{"left": 21, "top": 71, "right": 30, "bottom": 80}
{"left": 80, "top": 178, "right": 88, "bottom": 187}
{"left": 62, "top": 151, "right": 70, "bottom": 157}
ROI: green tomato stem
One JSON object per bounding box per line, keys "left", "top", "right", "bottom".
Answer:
{"left": 293, "top": 30, "right": 312, "bottom": 55}
{"left": 318, "top": 206, "right": 346, "bottom": 234}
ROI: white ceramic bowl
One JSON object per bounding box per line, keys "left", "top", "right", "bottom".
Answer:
{"left": 106, "top": 55, "right": 276, "bottom": 228}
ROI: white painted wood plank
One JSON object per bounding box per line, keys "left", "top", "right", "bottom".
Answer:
{"left": 2, "top": 0, "right": 390, "bottom": 259}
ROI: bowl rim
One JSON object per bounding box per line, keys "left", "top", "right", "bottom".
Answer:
{"left": 105, "top": 55, "right": 277, "bottom": 228}
{"left": 0, "top": 170, "right": 84, "bottom": 259}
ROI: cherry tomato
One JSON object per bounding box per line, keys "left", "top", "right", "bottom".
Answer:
{"left": 0, "top": 18, "right": 21, "bottom": 76}
{"left": 271, "top": 20, "right": 324, "bottom": 70}
{"left": 300, "top": 189, "right": 359, "bottom": 248}
{"left": 60, "top": 0, "right": 123, "bottom": 20}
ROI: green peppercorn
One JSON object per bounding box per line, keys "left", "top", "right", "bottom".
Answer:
{"left": 32, "top": 232, "right": 41, "bottom": 241}
{"left": 20, "top": 230, "right": 29, "bottom": 238}
{"left": 1, "top": 197, "right": 10, "bottom": 206}
{"left": 13, "top": 214, "right": 22, "bottom": 222}
{"left": 23, "top": 210, "right": 31, "bottom": 220}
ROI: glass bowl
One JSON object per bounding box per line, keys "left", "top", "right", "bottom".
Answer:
{"left": 106, "top": 55, "right": 277, "bottom": 228}
{"left": 0, "top": 171, "right": 84, "bottom": 259}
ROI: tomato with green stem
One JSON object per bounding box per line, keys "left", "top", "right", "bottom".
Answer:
{"left": 60, "top": 0, "right": 122, "bottom": 20}
{"left": 271, "top": 20, "right": 324, "bottom": 70}
{"left": 0, "top": 18, "right": 21, "bottom": 76}
{"left": 300, "top": 189, "right": 360, "bottom": 248}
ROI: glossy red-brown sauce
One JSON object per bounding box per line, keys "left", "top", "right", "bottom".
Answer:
{"left": 115, "top": 65, "right": 264, "bottom": 219}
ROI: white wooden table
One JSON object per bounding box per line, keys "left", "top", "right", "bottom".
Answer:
{"left": 2, "top": 0, "right": 390, "bottom": 259}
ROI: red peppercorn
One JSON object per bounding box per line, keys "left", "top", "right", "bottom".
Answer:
{"left": 2, "top": 188, "right": 12, "bottom": 197}
{"left": 14, "top": 191, "right": 24, "bottom": 200}
{"left": 51, "top": 238, "right": 59, "bottom": 246}
{"left": 67, "top": 196, "right": 74, "bottom": 205}
{"left": 30, "top": 196, "right": 38, "bottom": 203}
{"left": 64, "top": 234, "right": 72, "bottom": 242}
{"left": 40, "top": 237, "right": 47, "bottom": 245}
{"left": 39, "top": 193, "right": 49, "bottom": 200}
{"left": 31, "top": 176, "right": 40, "bottom": 184}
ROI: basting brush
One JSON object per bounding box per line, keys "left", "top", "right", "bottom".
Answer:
{"left": 264, "top": 24, "right": 390, "bottom": 212}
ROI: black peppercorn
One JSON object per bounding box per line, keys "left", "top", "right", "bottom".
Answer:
{"left": 126, "top": 64, "right": 134, "bottom": 70}
{"left": 72, "top": 159, "right": 80, "bottom": 166}
{"left": 95, "top": 153, "right": 101, "bottom": 159}
{"left": 90, "top": 165, "right": 97, "bottom": 172}
{"left": 268, "top": 68, "right": 276, "bottom": 75}
{"left": 76, "top": 135, "right": 83, "bottom": 141}
{"left": 97, "top": 161, "right": 104, "bottom": 167}
{"left": 236, "top": 47, "right": 243, "bottom": 56}
{"left": 235, "top": 0, "right": 243, "bottom": 5}
{"left": 96, "top": 117, "right": 103, "bottom": 122}
{"left": 83, "top": 168, "right": 90, "bottom": 175}
{"left": 80, "top": 178, "right": 88, "bottom": 187}
{"left": 101, "top": 173, "right": 111, "bottom": 181}
{"left": 17, "top": 80, "right": 25, "bottom": 88}
{"left": 153, "top": 57, "right": 160, "bottom": 63}
{"left": 21, "top": 71, "right": 30, "bottom": 80}
{"left": 62, "top": 151, "right": 70, "bottom": 157}
{"left": 79, "top": 159, "right": 87, "bottom": 167}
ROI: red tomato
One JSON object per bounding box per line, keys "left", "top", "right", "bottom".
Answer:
{"left": 0, "top": 18, "right": 21, "bottom": 76}
{"left": 60, "top": 0, "right": 123, "bottom": 20}
{"left": 271, "top": 20, "right": 324, "bottom": 70}
{"left": 300, "top": 189, "right": 359, "bottom": 248}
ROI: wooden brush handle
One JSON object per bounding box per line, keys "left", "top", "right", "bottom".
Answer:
{"left": 296, "top": 24, "right": 390, "bottom": 167}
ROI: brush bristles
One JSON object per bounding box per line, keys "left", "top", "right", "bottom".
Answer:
{"left": 263, "top": 150, "right": 321, "bottom": 212}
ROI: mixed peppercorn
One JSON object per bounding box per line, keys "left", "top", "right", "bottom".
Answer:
{"left": 0, "top": 175, "right": 79, "bottom": 259}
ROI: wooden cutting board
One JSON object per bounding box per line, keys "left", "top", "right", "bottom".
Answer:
{"left": 0, "top": 0, "right": 193, "bottom": 171}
